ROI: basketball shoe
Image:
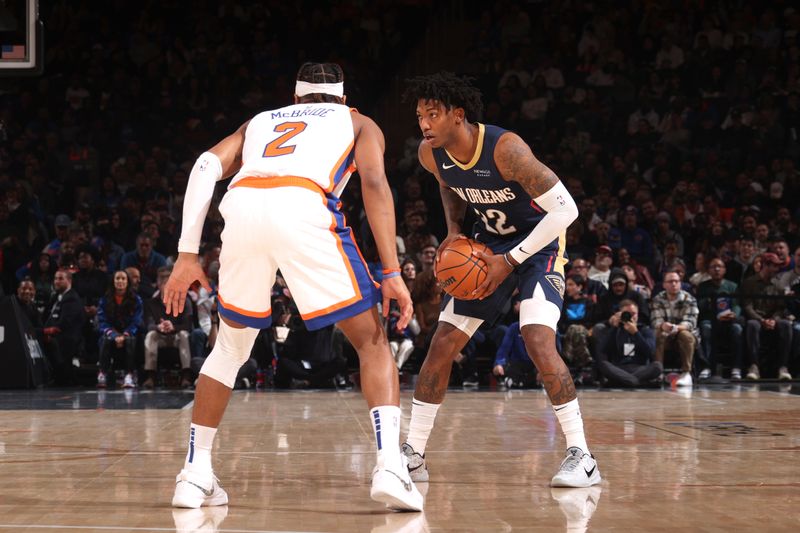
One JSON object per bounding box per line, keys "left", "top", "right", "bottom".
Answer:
{"left": 401, "top": 442, "right": 429, "bottom": 482}
{"left": 370, "top": 454, "right": 424, "bottom": 511}
{"left": 172, "top": 469, "right": 229, "bottom": 508}
{"left": 550, "top": 485, "right": 602, "bottom": 532}
{"left": 550, "top": 447, "right": 602, "bottom": 488}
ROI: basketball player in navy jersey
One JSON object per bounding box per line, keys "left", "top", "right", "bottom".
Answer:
{"left": 400, "top": 72, "right": 601, "bottom": 488}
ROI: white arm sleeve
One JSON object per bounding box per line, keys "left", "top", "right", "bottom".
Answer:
{"left": 177, "top": 152, "right": 223, "bottom": 254}
{"left": 507, "top": 180, "right": 578, "bottom": 265}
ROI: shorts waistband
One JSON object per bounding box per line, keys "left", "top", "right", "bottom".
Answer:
{"left": 231, "top": 176, "right": 325, "bottom": 194}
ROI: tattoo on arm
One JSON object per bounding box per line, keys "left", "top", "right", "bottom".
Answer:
{"left": 495, "top": 133, "right": 559, "bottom": 198}
{"left": 540, "top": 368, "right": 577, "bottom": 405}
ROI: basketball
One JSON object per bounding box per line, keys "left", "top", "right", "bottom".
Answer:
{"left": 435, "top": 238, "right": 493, "bottom": 300}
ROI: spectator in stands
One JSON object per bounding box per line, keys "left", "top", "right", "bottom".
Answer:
{"left": 567, "top": 258, "right": 607, "bottom": 302}
{"left": 771, "top": 240, "right": 794, "bottom": 274}
{"left": 650, "top": 269, "right": 699, "bottom": 387}
{"left": 558, "top": 274, "right": 594, "bottom": 371}
{"left": 688, "top": 251, "right": 712, "bottom": 289}
{"left": 726, "top": 236, "right": 756, "bottom": 285}
{"left": 608, "top": 206, "right": 654, "bottom": 267}
{"left": 120, "top": 233, "right": 167, "bottom": 295}
{"left": 401, "top": 258, "right": 417, "bottom": 294}
{"left": 41, "top": 269, "right": 86, "bottom": 385}
{"left": 493, "top": 320, "right": 537, "bottom": 389}
{"left": 16, "top": 252, "right": 56, "bottom": 315}
{"left": 42, "top": 214, "right": 72, "bottom": 260}
{"left": 416, "top": 244, "right": 437, "bottom": 273}
{"left": 125, "top": 265, "right": 154, "bottom": 300}
{"left": 588, "top": 245, "right": 614, "bottom": 288}
{"left": 142, "top": 267, "right": 193, "bottom": 389}
{"left": 741, "top": 253, "right": 793, "bottom": 380}
{"left": 595, "top": 299, "right": 661, "bottom": 388}
{"left": 696, "top": 258, "right": 745, "bottom": 380}
{"left": 617, "top": 247, "right": 655, "bottom": 294}
{"left": 402, "top": 210, "right": 438, "bottom": 258}
{"left": 621, "top": 264, "right": 652, "bottom": 300}
{"left": 72, "top": 244, "right": 109, "bottom": 339}
{"left": 96, "top": 270, "right": 143, "bottom": 389}
{"left": 592, "top": 268, "right": 651, "bottom": 351}
{"left": 14, "top": 278, "right": 42, "bottom": 336}
{"left": 774, "top": 246, "right": 800, "bottom": 293}
{"left": 411, "top": 269, "right": 442, "bottom": 353}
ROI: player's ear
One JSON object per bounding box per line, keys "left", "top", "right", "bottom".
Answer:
{"left": 454, "top": 107, "right": 465, "bottom": 124}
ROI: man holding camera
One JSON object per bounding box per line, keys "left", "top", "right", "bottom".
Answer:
{"left": 650, "top": 268, "right": 700, "bottom": 387}
{"left": 595, "top": 300, "right": 661, "bottom": 387}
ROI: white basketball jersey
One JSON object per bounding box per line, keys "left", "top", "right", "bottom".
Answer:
{"left": 230, "top": 103, "right": 356, "bottom": 196}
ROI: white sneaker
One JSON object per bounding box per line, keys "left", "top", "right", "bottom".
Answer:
{"left": 172, "top": 469, "right": 229, "bottom": 508}
{"left": 96, "top": 371, "right": 107, "bottom": 388}
{"left": 746, "top": 364, "right": 760, "bottom": 380}
{"left": 551, "top": 485, "right": 602, "bottom": 530}
{"left": 698, "top": 368, "right": 711, "bottom": 380}
{"left": 123, "top": 373, "right": 136, "bottom": 388}
{"left": 550, "top": 447, "right": 601, "bottom": 488}
{"left": 370, "top": 455, "right": 424, "bottom": 511}
{"left": 172, "top": 505, "right": 228, "bottom": 532}
{"left": 778, "top": 366, "right": 792, "bottom": 380}
{"left": 675, "top": 372, "right": 693, "bottom": 387}
{"left": 731, "top": 368, "right": 741, "bottom": 380}
{"left": 401, "top": 442, "right": 429, "bottom": 482}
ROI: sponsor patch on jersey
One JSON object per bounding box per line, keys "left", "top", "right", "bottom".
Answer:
{"left": 545, "top": 274, "right": 565, "bottom": 298}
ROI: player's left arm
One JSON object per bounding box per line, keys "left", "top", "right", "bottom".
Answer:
{"left": 494, "top": 132, "right": 578, "bottom": 266}
{"left": 471, "top": 132, "right": 578, "bottom": 299}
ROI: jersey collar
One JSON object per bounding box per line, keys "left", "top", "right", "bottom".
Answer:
{"left": 444, "top": 123, "right": 484, "bottom": 170}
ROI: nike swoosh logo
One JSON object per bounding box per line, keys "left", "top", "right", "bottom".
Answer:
{"left": 183, "top": 480, "right": 214, "bottom": 496}
{"left": 584, "top": 465, "right": 596, "bottom": 478}
{"left": 388, "top": 470, "right": 413, "bottom": 491}
{"left": 518, "top": 246, "right": 530, "bottom": 254}
{"left": 442, "top": 163, "right": 456, "bottom": 169}
{"left": 553, "top": 405, "right": 568, "bottom": 412}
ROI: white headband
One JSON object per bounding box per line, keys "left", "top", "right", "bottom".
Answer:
{"left": 295, "top": 80, "right": 344, "bottom": 97}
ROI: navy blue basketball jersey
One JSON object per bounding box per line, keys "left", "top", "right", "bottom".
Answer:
{"left": 431, "top": 123, "right": 564, "bottom": 261}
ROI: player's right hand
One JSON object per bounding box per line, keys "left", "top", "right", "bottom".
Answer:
{"left": 381, "top": 276, "right": 413, "bottom": 330}
{"left": 435, "top": 232, "right": 467, "bottom": 265}
{"left": 163, "top": 253, "right": 213, "bottom": 317}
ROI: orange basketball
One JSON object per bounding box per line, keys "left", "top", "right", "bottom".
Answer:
{"left": 435, "top": 238, "right": 493, "bottom": 300}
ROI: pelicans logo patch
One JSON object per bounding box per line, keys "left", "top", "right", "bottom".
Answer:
{"left": 545, "top": 275, "right": 565, "bottom": 298}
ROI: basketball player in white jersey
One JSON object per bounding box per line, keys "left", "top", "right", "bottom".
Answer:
{"left": 163, "top": 62, "right": 423, "bottom": 512}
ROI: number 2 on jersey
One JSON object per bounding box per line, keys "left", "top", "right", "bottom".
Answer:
{"left": 477, "top": 208, "right": 517, "bottom": 235}
{"left": 263, "top": 121, "right": 307, "bottom": 157}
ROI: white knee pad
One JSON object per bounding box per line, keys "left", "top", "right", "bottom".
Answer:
{"left": 199, "top": 321, "right": 259, "bottom": 388}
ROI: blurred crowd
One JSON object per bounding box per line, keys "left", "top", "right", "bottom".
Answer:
{"left": 2, "top": 0, "right": 799, "bottom": 389}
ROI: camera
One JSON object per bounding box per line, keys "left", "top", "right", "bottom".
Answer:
{"left": 620, "top": 311, "right": 633, "bottom": 323}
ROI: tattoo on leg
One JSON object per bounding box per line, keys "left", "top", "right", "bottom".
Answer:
{"left": 416, "top": 370, "right": 446, "bottom": 403}
{"left": 541, "top": 367, "right": 577, "bottom": 405}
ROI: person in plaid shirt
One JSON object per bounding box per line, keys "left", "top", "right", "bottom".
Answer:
{"left": 650, "top": 268, "right": 699, "bottom": 387}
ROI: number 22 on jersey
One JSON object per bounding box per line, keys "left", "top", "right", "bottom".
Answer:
{"left": 263, "top": 121, "right": 307, "bottom": 157}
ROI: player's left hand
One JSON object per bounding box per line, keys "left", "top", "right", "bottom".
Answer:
{"left": 164, "top": 253, "right": 213, "bottom": 317}
{"left": 381, "top": 276, "right": 413, "bottom": 330}
{"left": 471, "top": 250, "right": 513, "bottom": 300}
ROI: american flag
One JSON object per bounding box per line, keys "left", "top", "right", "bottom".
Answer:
{"left": 1, "top": 45, "right": 26, "bottom": 60}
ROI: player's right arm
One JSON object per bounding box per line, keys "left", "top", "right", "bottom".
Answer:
{"left": 418, "top": 141, "right": 468, "bottom": 261}
{"left": 164, "top": 121, "right": 249, "bottom": 317}
{"left": 353, "top": 113, "right": 412, "bottom": 330}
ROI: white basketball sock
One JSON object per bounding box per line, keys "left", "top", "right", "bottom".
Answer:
{"left": 184, "top": 423, "right": 217, "bottom": 473}
{"left": 370, "top": 405, "right": 401, "bottom": 469}
{"left": 552, "top": 398, "right": 589, "bottom": 454}
{"left": 405, "top": 398, "right": 440, "bottom": 454}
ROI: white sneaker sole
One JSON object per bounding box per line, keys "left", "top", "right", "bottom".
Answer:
{"left": 172, "top": 481, "right": 229, "bottom": 508}
{"left": 370, "top": 470, "right": 424, "bottom": 511}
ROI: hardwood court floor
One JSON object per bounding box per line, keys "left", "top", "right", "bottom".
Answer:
{"left": 1, "top": 384, "right": 799, "bottom": 532}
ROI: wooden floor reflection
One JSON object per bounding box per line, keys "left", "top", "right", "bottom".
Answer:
{"left": 1, "top": 384, "right": 799, "bottom": 532}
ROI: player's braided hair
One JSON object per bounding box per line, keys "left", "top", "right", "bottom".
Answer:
{"left": 296, "top": 62, "right": 345, "bottom": 103}
{"left": 402, "top": 72, "right": 483, "bottom": 121}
